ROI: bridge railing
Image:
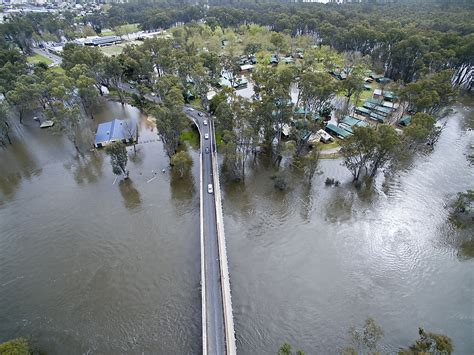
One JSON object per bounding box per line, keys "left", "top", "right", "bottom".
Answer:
{"left": 210, "top": 120, "right": 237, "bottom": 355}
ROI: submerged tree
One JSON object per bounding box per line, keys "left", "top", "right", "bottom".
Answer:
{"left": 301, "top": 145, "right": 321, "bottom": 185}
{"left": 340, "top": 125, "right": 400, "bottom": 182}
{"left": 0, "top": 103, "right": 11, "bottom": 146}
{"left": 278, "top": 342, "right": 305, "bottom": 355}
{"left": 399, "top": 328, "right": 453, "bottom": 355}
{"left": 0, "top": 337, "right": 30, "bottom": 355}
{"left": 105, "top": 141, "right": 129, "bottom": 178}
{"left": 171, "top": 150, "right": 193, "bottom": 177}
{"left": 403, "top": 112, "right": 437, "bottom": 148}
{"left": 342, "top": 317, "right": 384, "bottom": 354}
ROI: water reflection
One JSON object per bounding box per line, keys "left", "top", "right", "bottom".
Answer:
{"left": 65, "top": 152, "right": 104, "bottom": 185}
{"left": 118, "top": 179, "right": 142, "bottom": 211}
{"left": 170, "top": 172, "right": 196, "bottom": 214}
{"left": 0, "top": 140, "right": 42, "bottom": 205}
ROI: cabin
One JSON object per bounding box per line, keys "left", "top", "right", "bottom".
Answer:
{"left": 94, "top": 119, "right": 137, "bottom": 148}
{"left": 399, "top": 115, "right": 412, "bottom": 126}
{"left": 240, "top": 64, "right": 254, "bottom": 72}
{"left": 325, "top": 123, "right": 352, "bottom": 139}
{"left": 339, "top": 116, "right": 370, "bottom": 134}
{"left": 317, "top": 129, "right": 333, "bottom": 143}
{"left": 373, "top": 89, "right": 397, "bottom": 102}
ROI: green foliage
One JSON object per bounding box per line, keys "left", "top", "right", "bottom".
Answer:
{"left": 301, "top": 146, "right": 321, "bottom": 184}
{"left": 403, "top": 113, "right": 436, "bottom": 147}
{"left": 0, "top": 337, "right": 30, "bottom": 355}
{"left": 278, "top": 342, "right": 304, "bottom": 355}
{"left": 449, "top": 190, "right": 474, "bottom": 229}
{"left": 171, "top": 150, "right": 193, "bottom": 178}
{"left": 350, "top": 317, "right": 384, "bottom": 352}
{"left": 105, "top": 141, "right": 128, "bottom": 177}
{"left": 400, "top": 70, "right": 459, "bottom": 114}
{"left": 340, "top": 125, "right": 400, "bottom": 182}
{"left": 0, "top": 103, "right": 11, "bottom": 146}
{"left": 399, "top": 328, "right": 453, "bottom": 354}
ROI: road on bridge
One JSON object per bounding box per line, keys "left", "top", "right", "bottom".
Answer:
{"left": 185, "top": 107, "right": 226, "bottom": 355}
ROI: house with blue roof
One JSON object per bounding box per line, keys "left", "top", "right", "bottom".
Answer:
{"left": 94, "top": 119, "right": 137, "bottom": 148}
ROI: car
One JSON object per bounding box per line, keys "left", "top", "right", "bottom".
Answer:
{"left": 204, "top": 133, "right": 209, "bottom": 140}
{"left": 198, "top": 112, "right": 203, "bottom": 117}
{"left": 207, "top": 184, "right": 213, "bottom": 194}
{"left": 188, "top": 107, "right": 194, "bottom": 111}
{"left": 203, "top": 119, "right": 208, "bottom": 125}
{"left": 205, "top": 147, "right": 209, "bottom": 154}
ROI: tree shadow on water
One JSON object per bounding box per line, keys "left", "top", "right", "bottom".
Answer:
{"left": 170, "top": 171, "right": 196, "bottom": 213}
{"left": 118, "top": 178, "right": 142, "bottom": 211}
{"left": 67, "top": 152, "right": 104, "bottom": 185}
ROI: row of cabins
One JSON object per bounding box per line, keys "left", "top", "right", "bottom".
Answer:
{"left": 325, "top": 116, "right": 370, "bottom": 140}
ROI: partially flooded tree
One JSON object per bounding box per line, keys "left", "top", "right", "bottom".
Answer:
{"left": 106, "top": 141, "right": 129, "bottom": 179}
{"left": 301, "top": 145, "right": 321, "bottom": 185}
{"left": 171, "top": 150, "right": 193, "bottom": 178}
{"left": 340, "top": 126, "right": 378, "bottom": 182}
{"left": 344, "top": 317, "right": 384, "bottom": 354}
{"left": 153, "top": 85, "right": 187, "bottom": 160}
{"left": 55, "top": 104, "right": 83, "bottom": 153}
{"left": 0, "top": 103, "right": 11, "bottom": 146}
{"left": 399, "top": 328, "right": 453, "bottom": 355}
{"left": 278, "top": 342, "right": 304, "bottom": 355}
{"left": 341, "top": 125, "right": 400, "bottom": 182}
{"left": 403, "top": 112, "right": 438, "bottom": 148}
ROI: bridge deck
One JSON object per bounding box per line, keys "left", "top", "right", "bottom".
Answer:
{"left": 186, "top": 107, "right": 236, "bottom": 355}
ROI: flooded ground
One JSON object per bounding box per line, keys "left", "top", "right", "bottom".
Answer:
{"left": 0, "top": 99, "right": 473, "bottom": 354}
{"left": 226, "top": 100, "right": 473, "bottom": 353}
{"left": 0, "top": 102, "right": 202, "bottom": 353}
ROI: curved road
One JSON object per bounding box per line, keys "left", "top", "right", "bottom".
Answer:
{"left": 185, "top": 106, "right": 226, "bottom": 355}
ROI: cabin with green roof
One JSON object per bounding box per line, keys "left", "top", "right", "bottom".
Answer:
{"left": 326, "top": 123, "right": 352, "bottom": 139}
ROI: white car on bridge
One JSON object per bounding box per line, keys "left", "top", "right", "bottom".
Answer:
{"left": 207, "top": 184, "right": 213, "bottom": 194}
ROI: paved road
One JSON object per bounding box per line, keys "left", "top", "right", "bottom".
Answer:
{"left": 185, "top": 106, "right": 226, "bottom": 355}
{"left": 33, "top": 48, "right": 62, "bottom": 65}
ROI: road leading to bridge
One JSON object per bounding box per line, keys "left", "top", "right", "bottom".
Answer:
{"left": 185, "top": 106, "right": 236, "bottom": 355}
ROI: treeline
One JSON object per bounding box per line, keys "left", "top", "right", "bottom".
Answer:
{"left": 85, "top": 1, "right": 474, "bottom": 86}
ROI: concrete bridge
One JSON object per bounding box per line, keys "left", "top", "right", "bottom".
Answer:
{"left": 185, "top": 106, "right": 237, "bottom": 355}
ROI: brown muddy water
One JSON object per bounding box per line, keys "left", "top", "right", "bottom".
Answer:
{"left": 0, "top": 99, "right": 473, "bottom": 354}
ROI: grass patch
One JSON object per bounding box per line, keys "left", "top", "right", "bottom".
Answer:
{"left": 320, "top": 152, "right": 340, "bottom": 159}
{"left": 100, "top": 30, "right": 115, "bottom": 37}
{"left": 189, "top": 97, "right": 203, "bottom": 110}
{"left": 180, "top": 129, "right": 200, "bottom": 148}
{"left": 50, "top": 66, "right": 65, "bottom": 74}
{"left": 116, "top": 23, "right": 140, "bottom": 35}
{"left": 215, "top": 131, "right": 223, "bottom": 147}
{"left": 100, "top": 44, "right": 125, "bottom": 57}
{"left": 27, "top": 53, "right": 53, "bottom": 65}
{"left": 319, "top": 140, "right": 340, "bottom": 150}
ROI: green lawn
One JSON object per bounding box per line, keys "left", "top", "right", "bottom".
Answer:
{"left": 180, "top": 129, "right": 200, "bottom": 148}
{"left": 50, "top": 66, "right": 65, "bottom": 74}
{"left": 100, "top": 40, "right": 142, "bottom": 57}
{"left": 100, "top": 45, "right": 125, "bottom": 57}
{"left": 319, "top": 140, "right": 340, "bottom": 151}
{"left": 27, "top": 53, "right": 53, "bottom": 65}
{"left": 116, "top": 23, "right": 140, "bottom": 34}
{"left": 100, "top": 30, "right": 115, "bottom": 37}
{"left": 101, "top": 24, "right": 140, "bottom": 37}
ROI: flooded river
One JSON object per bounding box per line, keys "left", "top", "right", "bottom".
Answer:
{"left": 0, "top": 99, "right": 473, "bottom": 354}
